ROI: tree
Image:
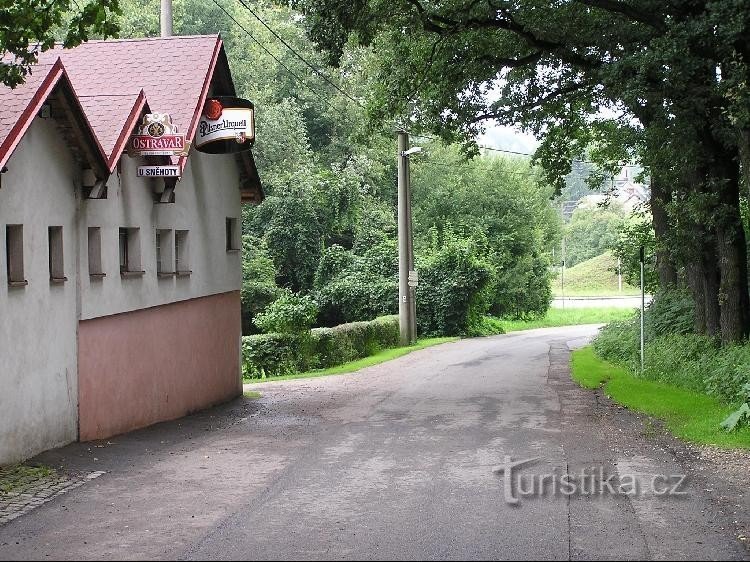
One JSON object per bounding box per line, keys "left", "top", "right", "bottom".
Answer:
{"left": 565, "top": 204, "right": 627, "bottom": 268}
{"left": 410, "top": 143, "right": 559, "bottom": 318}
{"left": 1, "top": 0, "right": 120, "bottom": 87}
{"left": 291, "top": 0, "right": 750, "bottom": 343}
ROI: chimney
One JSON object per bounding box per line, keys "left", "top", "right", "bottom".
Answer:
{"left": 161, "top": 0, "right": 173, "bottom": 37}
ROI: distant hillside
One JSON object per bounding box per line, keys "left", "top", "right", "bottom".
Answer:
{"left": 553, "top": 252, "right": 640, "bottom": 296}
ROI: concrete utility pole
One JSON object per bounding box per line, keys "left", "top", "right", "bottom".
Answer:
{"left": 640, "top": 246, "right": 645, "bottom": 374}
{"left": 161, "top": 0, "right": 173, "bottom": 37}
{"left": 397, "top": 131, "right": 417, "bottom": 346}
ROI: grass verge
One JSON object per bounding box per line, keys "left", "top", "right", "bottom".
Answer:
{"left": 552, "top": 252, "right": 640, "bottom": 297}
{"left": 244, "top": 337, "right": 458, "bottom": 384}
{"left": 571, "top": 346, "right": 750, "bottom": 448}
{"left": 493, "top": 307, "right": 634, "bottom": 333}
{"left": 0, "top": 464, "right": 56, "bottom": 495}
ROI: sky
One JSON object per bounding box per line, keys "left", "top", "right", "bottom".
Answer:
{"left": 477, "top": 123, "right": 539, "bottom": 155}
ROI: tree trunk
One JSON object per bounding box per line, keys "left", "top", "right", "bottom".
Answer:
{"left": 712, "top": 153, "right": 750, "bottom": 344}
{"left": 687, "top": 261, "right": 706, "bottom": 334}
{"left": 703, "top": 237, "right": 722, "bottom": 338}
{"left": 650, "top": 175, "right": 678, "bottom": 288}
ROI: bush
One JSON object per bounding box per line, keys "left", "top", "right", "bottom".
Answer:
{"left": 314, "top": 238, "right": 398, "bottom": 327}
{"left": 642, "top": 334, "right": 715, "bottom": 392}
{"left": 416, "top": 236, "right": 494, "bottom": 336}
{"left": 644, "top": 288, "right": 694, "bottom": 339}
{"left": 242, "top": 333, "right": 308, "bottom": 378}
{"left": 241, "top": 236, "right": 283, "bottom": 335}
{"left": 593, "top": 317, "right": 640, "bottom": 369}
{"left": 491, "top": 251, "right": 552, "bottom": 319}
{"left": 311, "top": 315, "right": 399, "bottom": 368}
{"left": 253, "top": 292, "right": 319, "bottom": 334}
{"left": 471, "top": 316, "right": 506, "bottom": 337}
{"left": 704, "top": 345, "right": 750, "bottom": 405}
{"left": 315, "top": 268, "right": 397, "bottom": 327}
{"left": 594, "top": 313, "right": 750, "bottom": 407}
{"left": 242, "top": 315, "right": 400, "bottom": 379}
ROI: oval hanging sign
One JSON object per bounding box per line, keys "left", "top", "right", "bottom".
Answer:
{"left": 128, "top": 113, "right": 189, "bottom": 157}
{"left": 195, "top": 97, "right": 255, "bottom": 154}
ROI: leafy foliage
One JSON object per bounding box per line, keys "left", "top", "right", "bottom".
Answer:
{"left": 1, "top": 0, "right": 120, "bottom": 87}
{"left": 241, "top": 236, "right": 284, "bottom": 335}
{"left": 416, "top": 234, "right": 494, "bottom": 337}
{"left": 564, "top": 204, "right": 627, "bottom": 268}
{"left": 253, "top": 292, "right": 319, "bottom": 334}
{"left": 242, "top": 315, "right": 399, "bottom": 378}
{"left": 612, "top": 213, "right": 659, "bottom": 294}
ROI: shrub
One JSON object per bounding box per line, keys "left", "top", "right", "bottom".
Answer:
{"left": 311, "top": 315, "right": 399, "bottom": 368}
{"left": 416, "top": 237, "right": 494, "bottom": 336}
{"left": 242, "top": 315, "right": 400, "bottom": 379}
{"left": 704, "top": 345, "right": 750, "bottom": 405}
{"left": 241, "top": 333, "right": 308, "bottom": 378}
{"left": 315, "top": 267, "right": 397, "bottom": 327}
{"left": 253, "top": 292, "right": 319, "bottom": 334}
{"left": 594, "top": 314, "right": 750, "bottom": 407}
{"left": 644, "top": 288, "right": 694, "bottom": 339}
{"left": 471, "top": 316, "right": 506, "bottom": 337}
{"left": 241, "top": 236, "right": 283, "bottom": 335}
{"left": 642, "top": 334, "right": 715, "bottom": 392}
{"left": 593, "top": 317, "right": 640, "bottom": 369}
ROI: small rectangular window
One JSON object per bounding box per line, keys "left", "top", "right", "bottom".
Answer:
{"left": 175, "top": 229, "right": 190, "bottom": 275}
{"left": 88, "top": 227, "right": 104, "bottom": 277}
{"left": 6, "top": 225, "right": 26, "bottom": 286}
{"left": 156, "top": 228, "right": 174, "bottom": 276}
{"left": 226, "top": 217, "right": 239, "bottom": 251}
{"left": 48, "top": 226, "right": 66, "bottom": 282}
{"left": 119, "top": 227, "right": 143, "bottom": 276}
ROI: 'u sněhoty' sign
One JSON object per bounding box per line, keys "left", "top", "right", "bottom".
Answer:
{"left": 128, "top": 113, "right": 190, "bottom": 157}
{"left": 195, "top": 97, "right": 255, "bottom": 154}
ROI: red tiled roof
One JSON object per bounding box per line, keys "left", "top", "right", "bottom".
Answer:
{"left": 0, "top": 60, "right": 70, "bottom": 168}
{"left": 78, "top": 91, "right": 148, "bottom": 170}
{"left": 1, "top": 35, "right": 224, "bottom": 172}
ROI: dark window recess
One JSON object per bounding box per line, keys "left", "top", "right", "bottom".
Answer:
{"left": 48, "top": 226, "right": 66, "bottom": 282}
{"left": 119, "top": 228, "right": 129, "bottom": 273}
{"left": 6, "top": 224, "right": 26, "bottom": 286}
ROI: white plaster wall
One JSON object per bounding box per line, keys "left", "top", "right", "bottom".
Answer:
{"left": 79, "top": 151, "right": 242, "bottom": 320}
{"left": 0, "top": 117, "right": 80, "bottom": 464}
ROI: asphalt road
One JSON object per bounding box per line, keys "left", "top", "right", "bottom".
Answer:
{"left": 0, "top": 325, "right": 746, "bottom": 560}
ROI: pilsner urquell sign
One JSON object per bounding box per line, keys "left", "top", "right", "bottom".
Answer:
{"left": 195, "top": 97, "right": 255, "bottom": 154}
{"left": 128, "top": 113, "right": 190, "bottom": 157}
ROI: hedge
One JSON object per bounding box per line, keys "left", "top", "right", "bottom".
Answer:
{"left": 242, "top": 315, "right": 399, "bottom": 379}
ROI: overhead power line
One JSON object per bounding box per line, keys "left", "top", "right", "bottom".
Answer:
{"left": 216, "top": 0, "right": 609, "bottom": 168}
{"left": 234, "top": 0, "right": 363, "bottom": 107}
{"left": 213, "top": 0, "right": 342, "bottom": 110}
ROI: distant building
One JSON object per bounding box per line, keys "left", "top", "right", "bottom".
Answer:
{"left": 577, "top": 165, "right": 649, "bottom": 213}
{"left": 0, "top": 36, "right": 262, "bottom": 464}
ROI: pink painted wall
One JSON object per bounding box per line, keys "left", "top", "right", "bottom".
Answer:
{"left": 78, "top": 291, "right": 242, "bottom": 441}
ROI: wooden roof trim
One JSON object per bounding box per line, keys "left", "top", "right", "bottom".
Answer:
{"left": 106, "top": 90, "right": 148, "bottom": 172}
{"left": 55, "top": 81, "right": 109, "bottom": 179}
{"left": 179, "top": 35, "right": 223, "bottom": 173}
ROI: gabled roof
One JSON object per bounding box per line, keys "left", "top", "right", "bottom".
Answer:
{"left": 34, "top": 35, "right": 224, "bottom": 174}
{"left": 1, "top": 35, "right": 262, "bottom": 197}
{"left": 78, "top": 91, "right": 148, "bottom": 172}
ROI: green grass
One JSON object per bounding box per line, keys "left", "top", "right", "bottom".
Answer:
{"left": 244, "top": 337, "right": 458, "bottom": 384}
{"left": 553, "top": 252, "right": 640, "bottom": 296}
{"left": 243, "top": 390, "right": 261, "bottom": 399}
{"left": 495, "top": 307, "right": 635, "bottom": 333}
{"left": 571, "top": 346, "right": 750, "bottom": 448}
